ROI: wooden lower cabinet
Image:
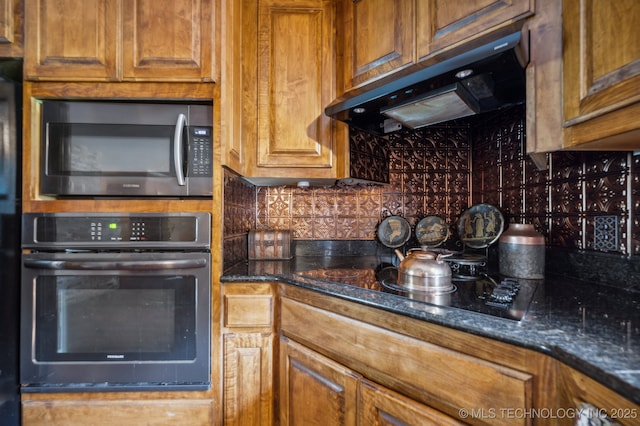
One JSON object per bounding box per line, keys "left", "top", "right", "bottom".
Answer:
{"left": 557, "top": 364, "right": 640, "bottom": 426}
{"left": 279, "top": 336, "right": 359, "bottom": 425}
{"left": 21, "top": 396, "right": 215, "bottom": 425}
{"left": 279, "top": 336, "right": 463, "bottom": 426}
{"left": 278, "top": 285, "right": 550, "bottom": 426}
{"left": 222, "top": 282, "right": 276, "bottom": 426}
{"left": 359, "top": 379, "right": 465, "bottom": 426}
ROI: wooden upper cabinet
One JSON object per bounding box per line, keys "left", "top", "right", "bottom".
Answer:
{"left": 0, "top": 0, "right": 24, "bottom": 57}
{"left": 24, "top": 0, "right": 215, "bottom": 82}
{"left": 24, "top": 0, "right": 118, "bottom": 81}
{"left": 122, "top": 0, "right": 214, "bottom": 81}
{"left": 341, "top": 0, "right": 415, "bottom": 90}
{"left": 420, "top": 0, "right": 534, "bottom": 58}
{"left": 236, "top": 0, "right": 343, "bottom": 184}
{"left": 562, "top": 0, "right": 640, "bottom": 149}
{"left": 339, "top": 0, "right": 533, "bottom": 92}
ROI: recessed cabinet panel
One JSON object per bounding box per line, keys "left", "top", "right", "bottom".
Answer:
{"left": 562, "top": 0, "right": 640, "bottom": 148}
{"left": 425, "top": 0, "right": 533, "bottom": 55}
{"left": 279, "top": 336, "right": 358, "bottom": 426}
{"left": 224, "top": 294, "right": 273, "bottom": 328}
{"left": 223, "top": 333, "right": 274, "bottom": 426}
{"left": 343, "top": 0, "right": 414, "bottom": 89}
{"left": 22, "top": 398, "right": 215, "bottom": 425}
{"left": 24, "top": 0, "right": 118, "bottom": 81}
{"left": 360, "top": 380, "right": 465, "bottom": 426}
{"left": 257, "top": 0, "right": 335, "bottom": 169}
{"left": 24, "top": 0, "right": 215, "bottom": 81}
{"left": 280, "top": 296, "right": 534, "bottom": 423}
{"left": 122, "top": 0, "right": 214, "bottom": 81}
{"left": 0, "top": 0, "right": 23, "bottom": 57}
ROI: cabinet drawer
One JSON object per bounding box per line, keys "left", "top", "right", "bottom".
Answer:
{"left": 224, "top": 294, "right": 273, "bottom": 328}
{"left": 22, "top": 398, "right": 214, "bottom": 426}
{"left": 281, "top": 297, "right": 533, "bottom": 425}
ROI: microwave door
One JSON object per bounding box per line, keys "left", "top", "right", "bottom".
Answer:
{"left": 41, "top": 122, "right": 190, "bottom": 197}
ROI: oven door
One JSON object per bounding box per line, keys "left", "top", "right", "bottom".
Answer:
{"left": 20, "top": 251, "right": 211, "bottom": 391}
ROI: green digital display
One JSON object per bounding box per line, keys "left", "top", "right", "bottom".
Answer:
{"left": 109, "top": 223, "right": 117, "bottom": 229}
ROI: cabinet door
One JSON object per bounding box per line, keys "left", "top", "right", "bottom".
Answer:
{"left": 24, "top": 0, "right": 119, "bottom": 81}
{"left": 222, "top": 283, "right": 276, "bottom": 426}
{"left": 341, "top": 0, "right": 415, "bottom": 90}
{"left": 562, "top": 0, "right": 640, "bottom": 149}
{"left": 359, "top": 380, "right": 465, "bottom": 426}
{"left": 419, "top": 0, "right": 533, "bottom": 59}
{"left": 279, "top": 336, "right": 358, "bottom": 426}
{"left": 254, "top": 0, "right": 337, "bottom": 173}
{"left": 122, "top": 0, "right": 215, "bottom": 81}
{"left": 0, "top": 0, "right": 23, "bottom": 57}
{"left": 223, "top": 333, "right": 274, "bottom": 426}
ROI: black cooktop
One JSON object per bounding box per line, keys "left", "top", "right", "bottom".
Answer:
{"left": 296, "top": 265, "right": 541, "bottom": 321}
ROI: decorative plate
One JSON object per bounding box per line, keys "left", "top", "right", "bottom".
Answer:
{"left": 377, "top": 215, "right": 411, "bottom": 248}
{"left": 415, "top": 215, "right": 449, "bottom": 247}
{"left": 456, "top": 204, "right": 504, "bottom": 249}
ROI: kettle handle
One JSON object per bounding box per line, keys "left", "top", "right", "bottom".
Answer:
{"left": 394, "top": 249, "right": 405, "bottom": 262}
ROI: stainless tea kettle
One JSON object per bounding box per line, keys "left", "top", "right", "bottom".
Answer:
{"left": 394, "top": 247, "right": 454, "bottom": 293}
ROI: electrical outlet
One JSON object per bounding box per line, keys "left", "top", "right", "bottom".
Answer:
{"left": 594, "top": 215, "right": 619, "bottom": 252}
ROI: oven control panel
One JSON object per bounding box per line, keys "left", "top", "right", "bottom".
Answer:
{"left": 22, "top": 212, "right": 211, "bottom": 249}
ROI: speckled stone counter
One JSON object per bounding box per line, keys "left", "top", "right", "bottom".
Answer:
{"left": 222, "top": 255, "right": 640, "bottom": 405}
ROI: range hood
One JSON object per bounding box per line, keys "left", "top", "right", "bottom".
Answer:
{"left": 325, "top": 32, "right": 527, "bottom": 135}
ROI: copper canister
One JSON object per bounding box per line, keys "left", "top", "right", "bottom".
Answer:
{"left": 498, "top": 224, "right": 545, "bottom": 279}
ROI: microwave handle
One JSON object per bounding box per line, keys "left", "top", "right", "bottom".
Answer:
{"left": 174, "top": 113, "right": 187, "bottom": 186}
{"left": 23, "top": 258, "right": 208, "bottom": 270}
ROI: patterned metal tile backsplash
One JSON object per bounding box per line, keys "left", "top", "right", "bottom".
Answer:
{"left": 223, "top": 105, "right": 640, "bottom": 269}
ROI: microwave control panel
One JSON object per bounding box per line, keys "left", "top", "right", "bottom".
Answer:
{"left": 188, "top": 127, "right": 212, "bottom": 177}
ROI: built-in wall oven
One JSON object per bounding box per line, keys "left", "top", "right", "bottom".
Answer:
{"left": 20, "top": 212, "right": 211, "bottom": 392}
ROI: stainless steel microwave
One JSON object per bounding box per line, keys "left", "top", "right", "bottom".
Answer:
{"left": 40, "top": 100, "right": 213, "bottom": 197}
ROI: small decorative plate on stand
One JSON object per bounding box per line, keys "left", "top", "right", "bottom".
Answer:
{"left": 448, "top": 204, "right": 504, "bottom": 280}
{"left": 456, "top": 204, "right": 504, "bottom": 249}
{"left": 415, "top": 215, "right": 449, "bottom": 247}
{"left": 377, "top": 215, "right": 411, "bottom": 248}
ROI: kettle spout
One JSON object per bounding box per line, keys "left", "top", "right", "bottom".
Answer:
{"left": 394, "top": 249, "right": 405, "bottom": 262}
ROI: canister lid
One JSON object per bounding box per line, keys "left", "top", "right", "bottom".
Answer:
{"left": 499, "top": 223, "right": 545, "bottom": 245}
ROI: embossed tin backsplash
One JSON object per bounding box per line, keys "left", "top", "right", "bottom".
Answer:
{"left": 223, "top": 105, "right": 640, "bottom": 270}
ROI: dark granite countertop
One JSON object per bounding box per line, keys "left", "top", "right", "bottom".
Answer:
{"left": 222, "top": 255, "right": 640, "bottom": 405}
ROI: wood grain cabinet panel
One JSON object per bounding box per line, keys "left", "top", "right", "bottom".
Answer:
{"left": 556, "top": 363, "right": 640, "bottom": 426}
{"left": 21, "top": 398, "right": 215, "bottom": 426}
{"left": 341, "top": 0, "right": 415, "bottom": 90}
{"left": 224, "top": 333, "right": 274, "bottom": 426}
{"left": 24, "top": 0, "right": 118, "bottom": 81}
{"left": 562, "top": 0, "right": 640, "bottom": 149}
{"left": 279, "top": 336, "right": 359, "bottom": 426}
{"left": 24, "top": 0, "right": 215, "bottom": 82}
{"left": 422, "top": 0, "right": 533, "bottom": 57}
{"left": 280, "top": 295, "right": 535, "bottom": 425}
{"left": 224, "top": 0, "right": 345, "bottom": 184}
{"left": 222, "top": 283, "right": 276, "bottom": 426}
{"left": 224, "top": 294, "right": 273, "bottom": 328}
{"left": 256, "top": 0, "right": 336, "bottom": 170}
{"left": 0, "top": 0, "right": 23, "bottom": 57}
{"left": 122, "top": 0, "right": 214, "bottom": 81}
{"left": 359, "top": 379, "right": 465, "bottom": 426}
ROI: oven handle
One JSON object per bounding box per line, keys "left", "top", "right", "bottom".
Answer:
{"left": 174, "top": 113, "right": 187, "bottom": 187}
{"left": 23, "top": 258, "right": 208, "bottom": 270}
